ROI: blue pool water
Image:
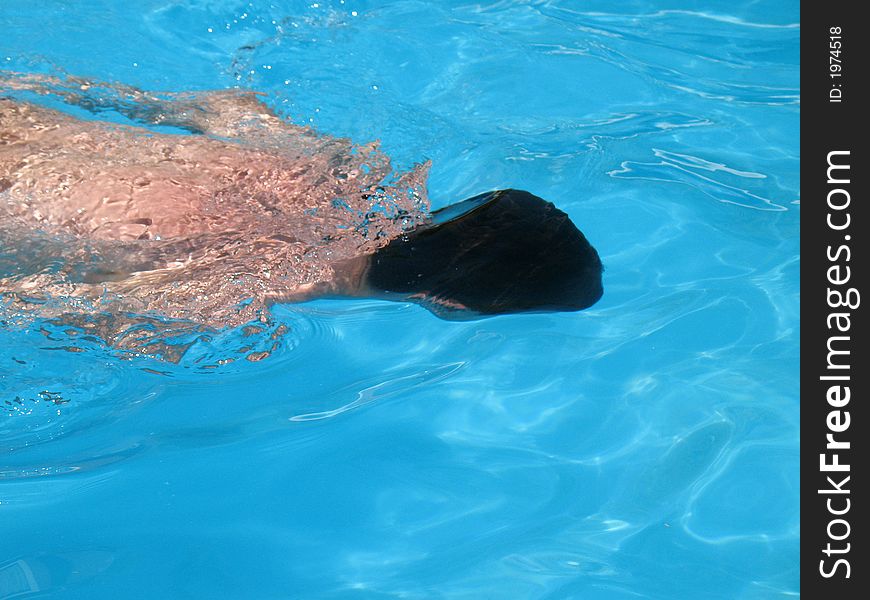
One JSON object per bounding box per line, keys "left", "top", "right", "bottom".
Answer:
{"left": 1, "top": 1, "right": 799, "bottom": 598}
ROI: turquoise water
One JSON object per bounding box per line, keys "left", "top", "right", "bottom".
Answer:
{"left": 1, "top": 1, "right": 799, "bottom": 598}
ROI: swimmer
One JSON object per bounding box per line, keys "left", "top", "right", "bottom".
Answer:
{"left": 0, "top": 72, "right": 602, "bottom": 327}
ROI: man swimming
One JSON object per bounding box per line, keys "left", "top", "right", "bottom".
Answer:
{"left": 1, "top": 72, "right": 602, "bottom": 332}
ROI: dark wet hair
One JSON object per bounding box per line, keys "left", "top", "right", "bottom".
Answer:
{"left": 364, "top": 189, "right": 603, "bottom": 320}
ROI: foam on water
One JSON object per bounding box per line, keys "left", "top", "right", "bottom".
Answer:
{"left": 1, "top": 1, "right": 798, "bottom": 598}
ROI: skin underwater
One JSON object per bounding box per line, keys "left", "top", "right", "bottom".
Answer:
{"left": 0, "top": 72, "right": 603, "bottom": 337}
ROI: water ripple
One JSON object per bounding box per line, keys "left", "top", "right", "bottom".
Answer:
{"left": 609, "top": 148, "right": 787, "bottom": 211}
{"left": 289, "top": 361, "right": 465, "bottom": 421}
{"left": 530, "top": 6, "right": 800, "bottom": 106}
{"left": 0, "top": 1, "right": 799, "bottom": 597}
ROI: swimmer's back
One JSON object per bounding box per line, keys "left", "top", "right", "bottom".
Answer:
{"left": 1, "top": 98, "right": 324, "bottom": 241}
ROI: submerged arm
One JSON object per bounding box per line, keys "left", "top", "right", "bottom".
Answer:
{"left": 0, "top": 70, "right": 310, "bottom": 140}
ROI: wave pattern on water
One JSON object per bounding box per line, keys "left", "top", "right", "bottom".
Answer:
{"left": 0, "top": 2, "right": 798, "bottom": 599}
{"left": 609, "top": 148, "right": 787, "bottom": 211}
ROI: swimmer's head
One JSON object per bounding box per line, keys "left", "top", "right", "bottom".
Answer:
{"left": 355, "top": 189, "right": 603, "bottom": 320}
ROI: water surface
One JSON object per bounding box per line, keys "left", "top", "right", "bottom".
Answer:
{"left": 1, "top": 1, "right": 799, "bottom": 598}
